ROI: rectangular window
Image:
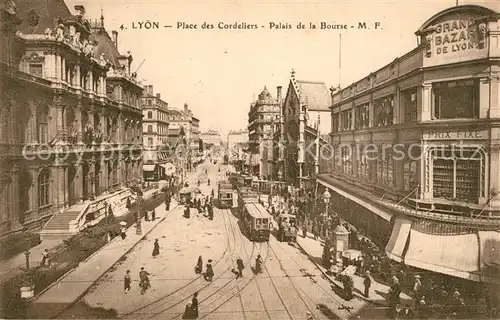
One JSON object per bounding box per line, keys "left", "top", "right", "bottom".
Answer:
{"left": 341, "top": 145, "right": 351, "bottom": 175}
{"left": 432, "top": 149, "right": 482, "bottom": 203}
{"left": 356, "top": 145, "right": 369, "bottom": 180}
{"left": 29, "top": 64, "right": 43, "bottom": 77}
{"left": 341, "top": 109, "right": 352, "bottom": 131}
{"left": 355, "top": 103, "right": 370, "bottom": 130}
{"left": 148, "top": 137, "right": 153, "bottom": 146}
{"left": 374, "top": 95, "right": 394, "bottom": 127}
{"left": 332, "top": 113, "right": 339, "bottom": 133}
{"left": 433, "top": 79, "right": 479, "bottom": 119}
{"left": 402, "top": 88, "right": 418, "bottom": 124}
{"left": 38, "top": 122, "right": 48, "bottom": 144}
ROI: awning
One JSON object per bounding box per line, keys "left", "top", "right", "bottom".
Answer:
{"left": 143, "top": 164, "right": 156, "bottom": 171}
{"left": 385, "top": 218, "right": 412, "bottom": 262}
{"left": 404, "top": 229, "right": 480, "bottom": 281}
{"left": 317, "top": 177, "right": 392, "bottom": 221}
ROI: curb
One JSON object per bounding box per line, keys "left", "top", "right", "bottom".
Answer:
{"left": 30, "top": 194, "right": 170, "bottom": 302}
{"left": 33, "top": 200, "right": 180, "bottom": 319}
{"left": 295, "top": 238, "right": 386, "bottom": 307}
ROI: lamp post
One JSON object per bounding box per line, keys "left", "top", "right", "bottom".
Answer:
{"left": 24, "top": 250, "right": 30, "bottom": 270}
{"left": 323, "top": 189, "right": 331, "bottom": 220}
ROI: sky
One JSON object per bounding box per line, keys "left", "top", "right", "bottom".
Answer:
{"left": 66, "top": 0, "right": 497, "bottom": 137}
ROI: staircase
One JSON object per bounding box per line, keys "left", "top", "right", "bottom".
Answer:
{"left": 39, "top": 205, "right": 86, "bottom": 240}
{"left": 39, "top": 189, "right": 133, "bottom": 240}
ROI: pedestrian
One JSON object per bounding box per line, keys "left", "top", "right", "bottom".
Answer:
{"left": 363, "top": 271, "right": 371, "bottom": 298}
{"left": 205, "top": 259, "right": 214, "bottom": 281}
{"left": 120, "top": 226, "right": 127, "bottom": 239}
{"left": 124, "top": 270, "right": 131, "bottom": 293}
{"left": 145, "top": 210, "right": 150, "bottom": 222}
{"left": 41, "top": 249, "right": 49, "bottom": 267}
{"left": 195, "top": 255, "right": 203, "bottom": 274}
{"left": 151, "top": 209, "right": 156, "bottom": 221}
{"left": 152, "top": 239, "right": 160, "bottom": 257}
{"left": 233, "top": 257, "right": 245, "bottom": 279}
{"left": 191, "top": 292, "right": 199, "bottom": 318}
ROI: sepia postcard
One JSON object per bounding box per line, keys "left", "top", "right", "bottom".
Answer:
{"left": 0, "top": 0, "right": 499, "bottom": 319}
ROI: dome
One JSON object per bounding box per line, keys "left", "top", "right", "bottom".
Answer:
{"left": 258, "top": 86, "right": 273, "bottom": 101}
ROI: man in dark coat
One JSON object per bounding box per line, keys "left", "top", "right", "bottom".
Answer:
{"left": 363, "top": 271, "right": 372, "bottom": 298}
{"left": 235, "top": 257, "right": 245, "bottom": 279}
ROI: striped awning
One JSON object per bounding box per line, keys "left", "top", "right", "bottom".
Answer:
{"left": 385, "top": 218, "right": 412, "bottom": 262}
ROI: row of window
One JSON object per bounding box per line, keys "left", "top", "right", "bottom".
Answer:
{"left": 146, "top": 124, "right": 169, "bottom": 135}
{"left": 332, "top": 79, "right": 479, "bottom": 132}
{"left": 329, "top": 146, "right": 484, "bottom": 203}
{"left": 331, "top": 145, "right": 420, "bottom": 193}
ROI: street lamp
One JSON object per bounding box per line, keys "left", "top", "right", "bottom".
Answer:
{"left": 323, "top": 189, "right": 331, "bottom": 219}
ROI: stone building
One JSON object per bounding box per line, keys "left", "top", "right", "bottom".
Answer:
{"left": 277, "top": 71, "right": 331, "bottom": 185}
{"left": 318, "top": 5, "right": 500, "bottom": 283}
{"left": 141, "top": 85, "right": 170, "bottom": 181}
{"left": 200, "top": 129, "right": 222, "bottom": 147}
{"left": 0, "top": 1, "right": 142, "bottom": 236}
{"left": 248, "top": 87, "right": 281, "bottom": 178}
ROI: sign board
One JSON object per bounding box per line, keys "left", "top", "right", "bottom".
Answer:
{"left": 421, "top": 9, "right": 489, "bottom": 67}
{"left": 423, "top": 128, "right": 487, "bottom": 140}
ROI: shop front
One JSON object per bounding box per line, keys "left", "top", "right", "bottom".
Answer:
{"left": 143, "top": 164, "right": 159, "bottom": 181}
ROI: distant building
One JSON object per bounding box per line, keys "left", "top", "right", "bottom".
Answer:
{"left": 141, "top": 85, "right": 170, "bottom": 181}
{"left": 167, "top": 103, "right": 200, "bottom": 152}
{"left": 227, "top": 129, "right": 249, "bottom": 149}
{"left": 200, "top": 129, "right": 222, "bottom": 147}
{"left": 247, "top": 87, "right": 281, "bottom": 178}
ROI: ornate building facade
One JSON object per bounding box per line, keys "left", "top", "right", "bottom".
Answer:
{"left": 320, "top": 5, "right": 500, "bottom": 283}
{"left": 276, "top": 71, "right": 331, "bottom": 184}
{"left": 248, "top": 87, "right": 281, "bottom": 178}
{"left": 0, "top": 1, "right": 142, "bottom": 236}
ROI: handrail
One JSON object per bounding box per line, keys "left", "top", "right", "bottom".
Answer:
{"left": 68, "top": 188, "right": 131, "bottom": 233}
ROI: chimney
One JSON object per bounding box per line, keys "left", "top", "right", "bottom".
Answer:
{"left": 184, "top": 103, "right": 188, "bottom": 113}
{"left": 112, "top": 30, "right": 118, "bottom": 49}
{"left": 156, "top": 93, "right": 161, "bottom": 99}
{"left": 277, "top": 86, "right": 282, "bottom": 103}
{"left": 148, "top": 85, "right": 153, "bottom": 95}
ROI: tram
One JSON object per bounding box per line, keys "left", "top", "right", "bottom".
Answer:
{"left": 217, "top": 181, "right": 233, "bottom": 208}
{"left": 242, "top": 202, "right": 272, "bottom": 241}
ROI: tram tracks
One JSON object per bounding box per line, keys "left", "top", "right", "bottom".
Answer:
{"left": 120, "top": 208, "right": 242, "bottom": 319}
{"left": 199, "top": 209, "right": 269, "bottom": 319}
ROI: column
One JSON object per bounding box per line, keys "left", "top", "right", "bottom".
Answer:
{"left": 394, "top": 86, "right": 401, "bottom": 124}
{"left": 75, "top": 64, "right": 81, "bottom": 88}
{"left": 55, "top": 54, "right": 61, "bottom": 81}
{"left": 75, "top": 103, "right": 83, "bottom": 142}
{"left": 101, "top": 159, "right": 108, "bottom": 191}
{"left": 418, "top": 83, "right": 432, "bottom": 121}
{"left": 31, "top": 168, "right": 38, "bottom": 213}
{"left": 88, "top": 70, "right": 94, "bottom": 93}
{"left": 489, "top": 76, "right": 500, "bottom": 118}
{"left": 480, "top": 77, "right": 494, "bottom": 118}
{"left": 101, "top": 112, "right": 108, "bottom": 140}
{"left": 61, "top": 57, "right": 66, "bottom": 82}
{"left": 75, "top": 164, "right": 83, "bottom": 202}
{"left": 368, "top": 102, "right": 374, "bottom": 128}
{"left": 10, "top": 165, "right": 21, "bottom": 229}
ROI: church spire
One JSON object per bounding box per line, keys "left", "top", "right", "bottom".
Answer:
{"left": 100, "top": 8, "right": 104, "bottom": 28}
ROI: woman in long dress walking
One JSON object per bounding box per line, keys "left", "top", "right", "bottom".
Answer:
{"left": 195, "top": 256, "right": 203, "bottom": 274}
{"left": 205, "top": 259, "right": 214, "bottom": 281}
{"left": 152, "top": 239, "right": 160, "bottom": 258}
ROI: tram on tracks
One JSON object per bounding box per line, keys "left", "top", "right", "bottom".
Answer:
{"left": 241, "top": 202, "right": 272, "bottom": 241}
{"left": 217, "top": 181, "right": 233, "bottom": 208}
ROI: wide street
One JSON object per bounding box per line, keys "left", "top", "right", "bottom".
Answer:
{"left": 58, "top": 162, "right": 381, "bottom": 320}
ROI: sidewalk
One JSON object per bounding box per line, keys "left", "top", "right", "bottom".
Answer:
{"left": 27, "top": 197, "right": 179, "bottom": 319}
{"left": 0, "top": 183, "right": 167, "bottom": 284}
{"left": 295, "top": 232, "right": 413, "bottom": 307}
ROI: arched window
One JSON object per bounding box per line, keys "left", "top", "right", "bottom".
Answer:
{"left": 19, "top": 170, "right": 32, "bottom": 214}
{"left": 38, "top": 168, "right": 51, "bottom": 208}
{"left": 147, "top": 99, "right": 152, "bottom": 106}
{"left": 0, "top": 173, "right": 12, "bottom": 222}
{"left": 147, "top": 125, "right": 153, "bottom": 133}
{"left": 148, "top": 111, "right": 153, "bottom": 119}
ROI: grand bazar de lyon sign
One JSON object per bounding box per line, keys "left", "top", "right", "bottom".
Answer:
{"left": 432, "top": 19, "right": 478, "bottom": 55}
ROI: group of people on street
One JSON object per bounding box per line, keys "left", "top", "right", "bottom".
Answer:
{"left": 123, "top": 267, "right": 151, "bottom": 293}
{"left": 194, "top": 256, "right": 214, "bottom": 282}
